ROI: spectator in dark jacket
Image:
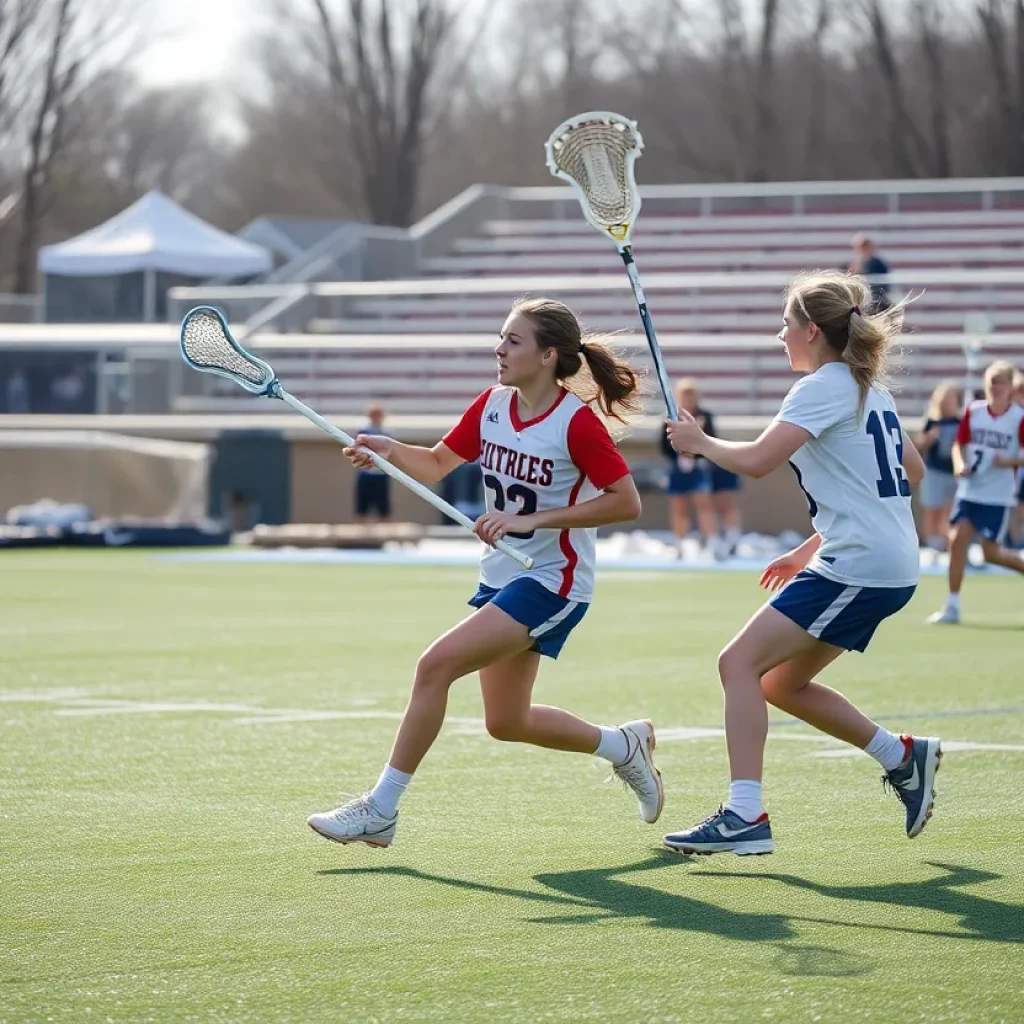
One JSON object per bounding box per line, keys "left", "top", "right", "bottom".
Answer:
{"left": 850, "top": 234, "right": 892, "bottom": 312}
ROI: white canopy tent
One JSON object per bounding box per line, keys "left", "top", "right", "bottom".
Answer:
{"left": 38, "top": 192, "right": 272, "bottom": 321}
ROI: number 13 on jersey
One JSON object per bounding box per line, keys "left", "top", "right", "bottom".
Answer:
{"left": 866, "top": 410, "right": 911, "bottom": 498}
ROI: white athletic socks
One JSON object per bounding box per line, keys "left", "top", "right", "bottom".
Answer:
{"left": 864, "top": 727, "right": 908, "bottom": 771}
{"left": 369, "top": 764, "right": 413, "bottom": 817}
{"left": 594, "top": 726, "right": 630, "bottom": 765}
{"left": 947, "top": 593, "right": 961, "bottom": 612}
{"left": 726, "top": 780, "right": 763, "bottom": 823}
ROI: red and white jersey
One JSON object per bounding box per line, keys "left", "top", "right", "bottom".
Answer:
{"left": 955, "top": 400, "right": 1024, "bottom": 507}
{"left": 442, "top": 386, "right": 630, "bottom": 603}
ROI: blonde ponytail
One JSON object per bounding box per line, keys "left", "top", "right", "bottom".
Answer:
{"left": 787, "top": 270, "right": 911, "bottom": 410}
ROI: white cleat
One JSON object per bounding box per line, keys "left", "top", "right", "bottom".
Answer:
{"left": 612, "top": 719, "right": 664, "bottom": 824}
{"left": 307, "top": 793, "right": 397, "bottom": 848}
{"left": 927, "top": 606, "right": 959, "bottom": 625}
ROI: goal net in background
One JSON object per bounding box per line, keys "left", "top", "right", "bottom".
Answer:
{"left": 0, "top": 431, "right": 210, "bottom": 524}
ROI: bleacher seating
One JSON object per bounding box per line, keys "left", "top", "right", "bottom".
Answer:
{"left": 223, "top": 192, "right": 1024, "bottom": 420}
{"left": 77, "top": 180, "right": 1024, "bottom": 421}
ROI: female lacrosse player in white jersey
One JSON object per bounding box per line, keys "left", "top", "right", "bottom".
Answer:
{"left": 661, "top": 270, "right": 941, "bottom": 856}
{"left": 928, "top": 360, "right": 1024, "bottom": 624}
{"left": 307, "top": 298, "right": 662, "bottom": 847}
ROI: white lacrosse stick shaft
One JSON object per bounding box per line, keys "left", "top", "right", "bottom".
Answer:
{"left": 277, "top": 389, "right": 533, "bottom": 569}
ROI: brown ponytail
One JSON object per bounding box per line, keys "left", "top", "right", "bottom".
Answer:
{"left": 512, "top": 297, "right": 643, "bottom": 425}
{"left": 786, "top": 270, "right": 910, "bottom": 410}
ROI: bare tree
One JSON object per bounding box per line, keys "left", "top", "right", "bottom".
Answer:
{"left": 13, "top": 0, "right": 77, "bottom": 293}
{"left": 749, "top": 0, "right": 782, "bottom": 181}
{"left": 0, "top": 0, "right": 45, "bottom": 156}
{"left": 859, "top": 0, "right": 931, "bottom": 177}
{"left": 977, "top": 0, "right": 1024, "bottom": 173}
{"left": 309, "top": 0, "right": 458, "bottom": 227}
{"left": 801, "top": 0, "right": 834, "bottom": 177}
{"left": 914, "top": 0, "right": 951, "bottom": 177}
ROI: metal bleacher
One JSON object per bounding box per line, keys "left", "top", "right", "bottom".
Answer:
{"left": 6, "top": 178, "right": 1024, "bottom": 423}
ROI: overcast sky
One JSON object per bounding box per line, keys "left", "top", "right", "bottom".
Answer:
{"left": 136, "top": 0, "right": 255, "bottom": 88}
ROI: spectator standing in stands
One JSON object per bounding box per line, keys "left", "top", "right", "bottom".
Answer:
{"left": 916, "top": 381, "right": 963, "bottom": 552}
{"left": 660, "top": 379, "right": 718, "bottom": 555}
{"left": 354, "top": 403, "right": 392, "bottom": 524}
{"left": 850, "top": 234, "right": 892, "bottom": 312}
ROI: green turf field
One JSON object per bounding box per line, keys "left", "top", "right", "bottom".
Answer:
{"left": 2, "top": 551, "right": 1023, "bottom": 1023}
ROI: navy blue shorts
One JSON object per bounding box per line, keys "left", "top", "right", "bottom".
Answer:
{"left": 356, "top": 474, "right": 390, "bottom": 517}
{"left": 468, "top": 578, "right": 589, "bottom": 659}
{"left": 709, "top": 464, "right": 741, "bottom": 493}
{"left": 770, "top": 570, "right": 916, "bottom": 653}
{"left": 666, "top": 466, "right": 710, "bottom": 495}
{"left": 950, "top": 498, "right": 1011, "bottom": 544}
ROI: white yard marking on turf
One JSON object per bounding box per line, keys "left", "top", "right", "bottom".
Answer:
{"left": 0, "top": 688, "right": 90, "bottom": 703}
{"left": 657, "top": 727, "right": 838, "bottom": 744}
{"left": 26, "top": 693, "right": 1024, "bottom": 758}
{"left": 54, "top": 699, "right": 265, "bottom": 717}
{"left": 810, "top": 741, "right": 1024, "bottom": 758}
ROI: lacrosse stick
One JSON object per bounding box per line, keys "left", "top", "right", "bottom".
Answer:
{"left": 961, "top": 312, "right": 991, "bottom": 401}
{"left": 545, "top": 111, "right": 677, "bottom": 420}
{"left": 179, "top": 306, "right": 533, "bottom": 568}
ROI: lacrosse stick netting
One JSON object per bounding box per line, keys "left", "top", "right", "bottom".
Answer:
{"left": 545, "top": 112, "right": 677, "bottom": 419}
{"left": 178, "top": 306, "right": 533, "bottom": 568}
{"left": 181, "top": 306, "right": 277, "bottom": 394}
{"left": 545, "top": 112, "right": 642, "bottom": 245}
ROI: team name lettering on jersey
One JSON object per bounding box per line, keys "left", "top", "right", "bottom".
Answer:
{"left": 966, "top": 426, "right": 1014, "bottom": 450}
{"left": 441, "top": 386, "right": 631, "bottom": 603}
{"left": 480, "top": 440, "right": 555, "bottom": 486}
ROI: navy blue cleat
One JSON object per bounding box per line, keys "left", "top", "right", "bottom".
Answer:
{"left": 663, "top": 805, "right": 776, "bottom": 857}
{"left": 883, "top": 735, "right": 942, "bottom": 838}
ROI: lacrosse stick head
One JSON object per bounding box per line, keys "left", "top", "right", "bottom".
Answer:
{"left": 545, "top": 111, "right": 643, "bottom": 249}
{"left": 180, "top": 306, "right": 278, "bottom": 396}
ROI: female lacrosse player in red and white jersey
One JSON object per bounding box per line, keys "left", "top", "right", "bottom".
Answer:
{"left": 308, "top": 297, "right": 662, "bottom": 848}
{"left": 928, "top": 360, "right": 1024, "bottom": 624}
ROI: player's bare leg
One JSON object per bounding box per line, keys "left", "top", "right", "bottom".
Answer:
{"left": 693, "top": 490, "right": 720, "bottom": 555}
{"left": 930, "top": 520, "right": 973, "bottom": 623}
{"left": 480, "top": 649, "right": 663, "bottom": 822}
{"left": 669, "top": 495, "right": 691, "bottom": 544}
{"left": 389, "top": 604, "right": 533, "bottom": 774}
{"left": 978, "top": 537, "right": 1024, "bottom": 575}
{"left": 308, "top": 604, "right": 531, "bottom": 847}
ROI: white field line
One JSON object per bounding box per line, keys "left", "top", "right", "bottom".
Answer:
{"left": 4, "top": 690, "right": 1023, "bottom": 755}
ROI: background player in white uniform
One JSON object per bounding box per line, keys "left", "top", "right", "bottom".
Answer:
{"left": 308, "top": 298, "right": 663, "bottom": 847}
{"left": 929, "top": 361, "right": 1024, "bottom": 624}
{"left": 661, "top": 271, "right": 941, "bottom": 856}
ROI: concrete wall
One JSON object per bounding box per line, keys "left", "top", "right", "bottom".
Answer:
{"left": 0, "top": 419, "right": 871, "bottom": 536}
{"left": 288, "top": 431, "right": 811, "bottom": 535}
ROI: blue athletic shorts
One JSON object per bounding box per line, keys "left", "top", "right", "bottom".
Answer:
{"left": 666, "top": 466, "right": 710, "bottom": 496}
{"left": 468, "top": 577, "right": 589, "bottom": 659}
{"left": 708, "top": 464, "right": 741, "bottom": 493}
{"left": 770, "top": 570, "right": 916, "bottom": 653}
{"left": 950, "top": 498, "right": 1011, "bottom": 544}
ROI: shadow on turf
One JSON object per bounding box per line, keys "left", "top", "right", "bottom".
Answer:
{"left": 694, "top": 862, "right": 1024, "bottom": 945}
{"left": 323, "top": 858, "right": 1022, "bottom": 953}
{"left": 324, "top": 856, "right": 871, "bottom": 976}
